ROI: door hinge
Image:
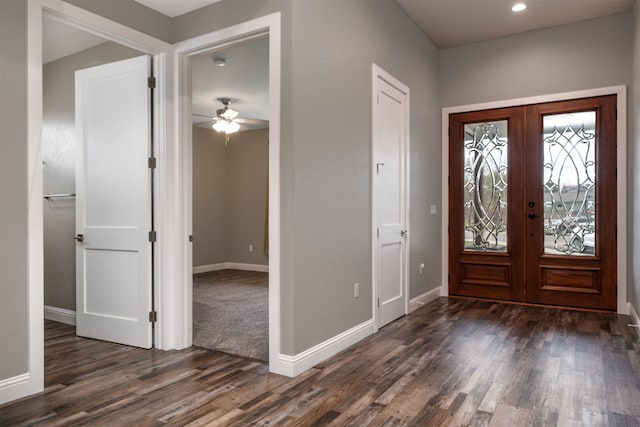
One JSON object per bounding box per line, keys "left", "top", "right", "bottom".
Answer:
{"left": 149, "top": 230, "right": 157, "bottom": 242}
{"left": 189, "top": 234, "right": 193, "bottom": 242}
{"left": 377, "top": 298, "right": 380, "bottom": 308}
{"left": 377, "top": 94, "right": 379, "bottom": 104}
{"left": 377, "top": 228, "right": 380, "bottom": 238}
{"left": 148, "top": 76, "right": 156, "bottom": 89}
{"left": 148, "top": 157, "right": 157, "bottom": 169}
{"left": 149, "top": 310, "right": 157, "bottom": 323}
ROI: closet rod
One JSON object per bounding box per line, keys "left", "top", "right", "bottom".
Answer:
{"left": 43, "top": 193, "right": 75, "bottom": 199}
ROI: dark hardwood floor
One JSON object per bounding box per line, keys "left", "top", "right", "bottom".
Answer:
{"left": 2, "top": 298, "right": 640, "bottom": 426}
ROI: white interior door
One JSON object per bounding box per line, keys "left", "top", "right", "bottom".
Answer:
{"left": 373, "top": 66, "right": 409, "bottom": 329}
{"left": 75, "top": 55, "right": 153, "bottom": 348}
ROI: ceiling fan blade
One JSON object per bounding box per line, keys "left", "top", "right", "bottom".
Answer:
{"left": 192, "top": 112, "right": 214, "bottom": 119}
{"left": 235, "top": 118, "right": 269, "bottom": 125}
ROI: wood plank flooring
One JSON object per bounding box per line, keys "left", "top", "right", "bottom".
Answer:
{"left": 2, "top": 298, "right": 640, "bottom": 426}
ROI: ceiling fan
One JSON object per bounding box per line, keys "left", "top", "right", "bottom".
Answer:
{"left": 192, "top": 98, "right": 268, "bottom": 145}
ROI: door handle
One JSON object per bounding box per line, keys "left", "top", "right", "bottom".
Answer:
{"left": 73, "top": 234, "right": 84, "bottom": 242}
{"left": 527, "top": 213, "right": 540, "bottom": 219}
{"left": 400, "top": 230, "right": 408, "bottom": 237}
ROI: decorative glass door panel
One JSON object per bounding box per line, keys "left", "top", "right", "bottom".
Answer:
{"left": 450, "top": 96, "right": 617, "bottom": 311}
{"left": 463, "top": 120, "right": 508, "bottom": 252}
{"left": 542, "top": 112, "right": 596, "bottom": 256}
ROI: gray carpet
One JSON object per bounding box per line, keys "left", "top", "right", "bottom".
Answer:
{"left": 192, "top": 269, "right": 268, "bottom": 361}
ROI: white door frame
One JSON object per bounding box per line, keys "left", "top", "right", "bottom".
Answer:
{"left": 371, "top": 64, "right": 410, "bottom": 332}
{"left": 173, "top": 13, "right": 284, "bottom": 374}
{"left": 440, "top": 85, "right": 628, "bottom": 314}
{"left": 14, "top": 0, "right": 172, "bottom": 403}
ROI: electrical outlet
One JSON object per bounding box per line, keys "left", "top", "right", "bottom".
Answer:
{"left": 430, "top": 205, "right": 437, "bottom": 215}
{"left": 249, "top": 244, "right": 254, "bottom": 252}
{"left": 353, "top": 283, "right": 359, "bottom": 298}
{"left": 419, "top": 263, "right": 425, "bottom": 274}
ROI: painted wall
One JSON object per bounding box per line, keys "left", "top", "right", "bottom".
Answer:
{"left": 440, "top": 12, "right": 634, "bottom": 313}
{"left": 192, "top": 127, "right": 269, "bottom": 267}
{"left": 0, "top": 0, "right": 29, "bottom": 380}
{"left": 65, "top": 0, "right": 172, "bottom": 43}
{"left": 192, "top": 126, "right": 227, "bottom": 266}
{"left": 439, "top": 14, "right": 632, "bottom": 107}
{"left": 631, "top": 4, "right": 640, "bottom": 313}
{"left": 176, "top": 0, "right": 441, "bottom": 354}
{"left": 42, "top": 42, "right": 142, "bottom": 312}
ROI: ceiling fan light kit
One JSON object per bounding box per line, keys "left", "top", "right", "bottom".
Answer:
{"left": 212, "top": 119, "right": 240, "bottom": 134}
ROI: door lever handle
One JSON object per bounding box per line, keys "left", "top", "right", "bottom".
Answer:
{"left": 527, "top": 213, "right": 540, "bottom": 219}
{"left": 73, "top": 234, "right": 84, "bottom": 242}
{"left": 400, "top": 230, "right": 408, "bottom": 237}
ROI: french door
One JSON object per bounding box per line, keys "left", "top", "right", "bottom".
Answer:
{"left": 449, "top": 95, "right": 617, "bottom": 311}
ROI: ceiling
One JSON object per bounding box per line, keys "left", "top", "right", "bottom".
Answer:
{"left": 191, "top": 38, "right": 269, "bottom": 129}
{"left": 134, "top": 0, "right": 223, "bottom": 17}
{"left": 396, "top": 0, "right": 634, "bottom": 48}
{"left": 133, "top": 0, "right": 634, "bottom": 48}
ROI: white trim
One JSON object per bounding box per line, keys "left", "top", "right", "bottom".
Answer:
{"left": 0, "top": 373, "right": 32, "bottom": 405}
{"left": 23, "top": 0, "right": 172, "bottom": 404}
{"left": 371, "top": 63, "right": 411, "bottom": 332}
{"left": 628, "top": 303, "right": 640, "bottom": 339}
{"left": 44, "top": 305, "right": 76, "bottom": 325}
{"left": 173, "top": 13, "right": 282, "bottom": 373}
{"left": 408, "top": 287, "right": 442, "bottom": 313}
{"left": 441, "top": 86, "right": 628, "bottom": 314}
{"left": 193, "top": 262, "right": 269, "bottom": 274}
{"left": 276, "top": 320, "right": 374, "bottom": 377}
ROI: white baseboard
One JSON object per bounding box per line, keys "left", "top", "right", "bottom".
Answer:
{"left": 0, "top": 373, "right": 32, "bottom": 405}
{"left": 628, "top": 303, "right": 640, "bottom": 339}
{"left": 44, "top": 305, "right": 76, "bottom": 326}
{"left": 193, "top": 262, "right": 269, "bottom": 274}
{"left": 273, "top": 319, "right": 374, "bottom": 377}
{"left": 409, "top": 287, "right": 442, "bottom": 313}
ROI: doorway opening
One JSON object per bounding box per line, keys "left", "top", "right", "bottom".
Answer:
{"left": 175, "top": 12, "right": 283, "bottom": 373}
{"left": 190, "top": 37, "right": 270, "bottom": 361}
{"left": 448, "top": 95, "right": 618, "bottom": 311}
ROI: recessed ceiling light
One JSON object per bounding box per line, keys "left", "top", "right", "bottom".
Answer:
{"left": 213, "top": 57, "right": 226, "bottom": 67}
{"left": 512, "top": 3, "right": 527, "bottom": 12}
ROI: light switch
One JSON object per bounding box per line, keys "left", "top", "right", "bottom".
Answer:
{"left": 430, "top": 205, "right": 437, "bottom": 215}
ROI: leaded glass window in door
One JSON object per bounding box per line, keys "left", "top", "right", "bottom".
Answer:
{"left": 463, "top": 120, "right": 508, "bottom": 252}
{"left": 542, "top": 112, "right": 596, "bottom": 256}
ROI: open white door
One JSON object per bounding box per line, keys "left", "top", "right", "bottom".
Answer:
{"left": 373, "top": 65, "right": 409, "bottom": 329}
{"left": 75, "top": 55, "right": 153, "bottom": 348}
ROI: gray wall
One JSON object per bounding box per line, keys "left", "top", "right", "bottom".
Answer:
{"left": 439, "top": 13, "right": 632, "bottom": 107}
{"left": 192, "top": 127, "right": 269, "bottom": 267}
{"left": 176, "top": 0, "right": 441, "bottom": 354}
{"left": 632, "top": 4, "right": 640, "bottom": 312}
{"left": 192, "top": 126, "right": 227, "bottom": 266}
{"left": 440, "top": 12, "right": 635, "bottom": 312}
{"left": 0, "top": 0, "right": 29, "bottom": 380}
{"left": 65, "top": 0, "right": 172, "bottom": 43}
{"left": 42, "top": 42, "right": 142, "bottom": 311}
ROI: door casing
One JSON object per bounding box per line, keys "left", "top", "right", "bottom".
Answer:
{"left": 441, "top": 86, "right": 628, "bottom": 314}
